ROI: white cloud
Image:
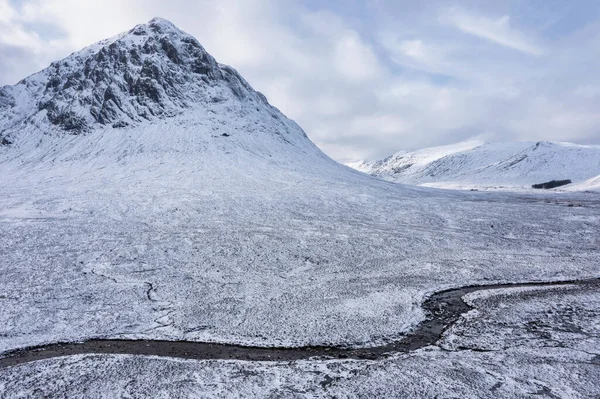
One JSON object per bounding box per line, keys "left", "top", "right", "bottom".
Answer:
{"left": 0, "top": 0, "right": 16, "bottom": 23}
{"left": 333, "top": 31, "right": 383, "bottom": 81}
{"left": 398, "top": 39, "right": 426, "bottom": 60}
{"left": 0, "top": 0, "right": 38, "bottom": 49}
{"left": 378, "top": 33, "right": 453, "bottom": 77}
{"left": 16, "top": 0, "right": 147, "bottom": 49}
{"left": 440, "top": 8, "right": 544, "bottom": 56}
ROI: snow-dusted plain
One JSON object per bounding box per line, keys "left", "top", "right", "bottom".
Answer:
{"left": 1, "top": 18, "right": 599, "bottom": 398}
{"left": 2, "top": 346, "right": 599, "bottom": 398}
{"left": 440, "top": 283, "right": 600, "bottom": 355}
{"left": 349, "top": 140, "right": 600, "bottom": 191}
{"left": 4, "top": 281, "right": 600, "bottom": 398}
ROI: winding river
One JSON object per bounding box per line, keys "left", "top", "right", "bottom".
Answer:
{"left": 1, "top": 277, "right": 598, "bottom": 368}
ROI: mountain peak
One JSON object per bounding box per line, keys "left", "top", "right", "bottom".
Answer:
{"left": 128, "top": 17, "right": 187, "bottom": 39}
{"left": 148, "top": 17, "right": 179, "bottom": 28}
{"left": 0, "top": 18, "right": 276, "bottom": 139}
{"left": 0, "top": 18, "right": 324, "bottom": 168}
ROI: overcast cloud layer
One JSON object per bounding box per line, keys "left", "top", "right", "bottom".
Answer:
{"left": 1, "top": 0, "right": 600, "bottom": 162}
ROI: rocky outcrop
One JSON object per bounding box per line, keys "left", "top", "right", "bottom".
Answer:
{"left": 0, "top": 18, "right": 274, "bottom": 137}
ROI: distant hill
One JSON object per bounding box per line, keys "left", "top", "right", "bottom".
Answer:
{"left": 348, "top": 141, "right": 600, "bottom": 191}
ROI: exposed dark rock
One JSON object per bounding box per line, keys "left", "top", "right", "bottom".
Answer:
{"left": 140, "top": 60, "right": 162, "bottom": 80}
{"left": 1, "top": 136, "right": 12, "bottom": 146}
{"left": 256, "top": 91, "right": 269, "bottom": 105}
{"left": 40, "top": 101, "right": 88, "bottom": 132}
{"left": 112, "top": 121, "right": 129, "bottom": 128}
{"left": 45, "top": 76, "right": 62, "bottom": 90}
{"left": 129, "top": 48, "right": 142, "bottom": 66}
{"left": 0, "top": 89, "right": 14, "bottom": 109}
{"left": 62, "top": 72, "right": 82, "bottom": 90}
{"left": 130, "top": 25, "right": 147, "bottom": 36}
{"left": 392, "top": 163, "right": 413, "bottom": 174}
{"left": 503, "top": 154, "right": 527, "bottom": 168}
{"left": 160, "top": 37, "right": 182, "bottom": 64}
{"left": 192, "top": 58, "right": 213, "bottom": 75}
{"left": 134, "top": 78, "right": 162, "bottom": 104}
{"left": 532, "top": 180, "right": 572, "bottom": 189}
{"left": 52, "top": 112, "right": 88, "bottom": 132}
{"left": 142, "top": 38, "right": 158, "bottom": 55}
{"left": 92, "top": 85, "right": 128, "bottom": 124}
{"left": 0, "top": 18, "right": 270, "bottom": 138}
{"left": 149, "top": 20, "right": 165, "bottom": 34}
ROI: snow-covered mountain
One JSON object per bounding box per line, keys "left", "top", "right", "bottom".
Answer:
{"left": 0, "top": 17, "right": 327, "bottom": 172}
{"left": 349, "top": 140, "right": 600, "bottom": 191}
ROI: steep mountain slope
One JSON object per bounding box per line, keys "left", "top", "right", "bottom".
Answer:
{"left": 350, "top": 141, "right": 600, "bottom": 190}
{"left": 0, "top": 17, "right": 325, "bottom": 172}
{"left": 0, "top": 17, "right": 599, "bottom": 380}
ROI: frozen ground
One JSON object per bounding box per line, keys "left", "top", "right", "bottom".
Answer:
{"left": 1, "top": 144, "right": 600, "bottom": 398}
{"left": 1, "top": 143, "right": 599, "bottom": 354}
{"left": 1, "top": 122, "right": 599, "bottom": 378}
{"left": 3, "top": 164, "right": 598, "bottom": 397}
{"left": 441, "top": 284, "right": 600, "bottom": 355}
{"left": 2, "top": 348, "right": 598, "bottom": 398}
{"left": 2, "top": 282, "right": 599, "bottom": 398}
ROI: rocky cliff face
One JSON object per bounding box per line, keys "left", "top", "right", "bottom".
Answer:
{"left": 0, "top": 18, "right": 308, "bottom": 152}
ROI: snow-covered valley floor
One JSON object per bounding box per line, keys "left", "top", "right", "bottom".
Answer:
{"left": 1, "top": 149, "right": 599, "bottom": 351}
{"left": 1, "top": 145, "right": 599, "bottom": 397}
{"left": 2, "top": 280, "right": 599, "bottom": 397}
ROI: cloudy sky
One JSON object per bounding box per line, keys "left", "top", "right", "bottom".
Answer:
{"left": 1, "top": 0, "right": 600, "bottom": 162}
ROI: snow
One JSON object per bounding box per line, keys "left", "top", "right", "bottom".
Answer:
{"left": 0, "top": 16, "right": 302, "bottom": 155}
{"left": 1, "top": 17, "right": 600, "bottom": 397}
{"left": 441, "top": 284, "right": 600, "bottom": 354}
{"left": 349, "top": 140, "right": 600, "bottom": 191}
{"left": 1, "top": 347, "right": 598, "bottom": 398}
{"left": 5, "top": 279, "right": 599, "bottom": 397}
{"left": 2, "top": 109, "right": 599, "bottom": 354}
{"left": 568, "top": 174, "right": 600, "bottom": 192}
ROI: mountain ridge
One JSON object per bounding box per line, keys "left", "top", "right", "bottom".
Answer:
{"left": 349, "top": 140, "right": 600, "bottom": 191}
